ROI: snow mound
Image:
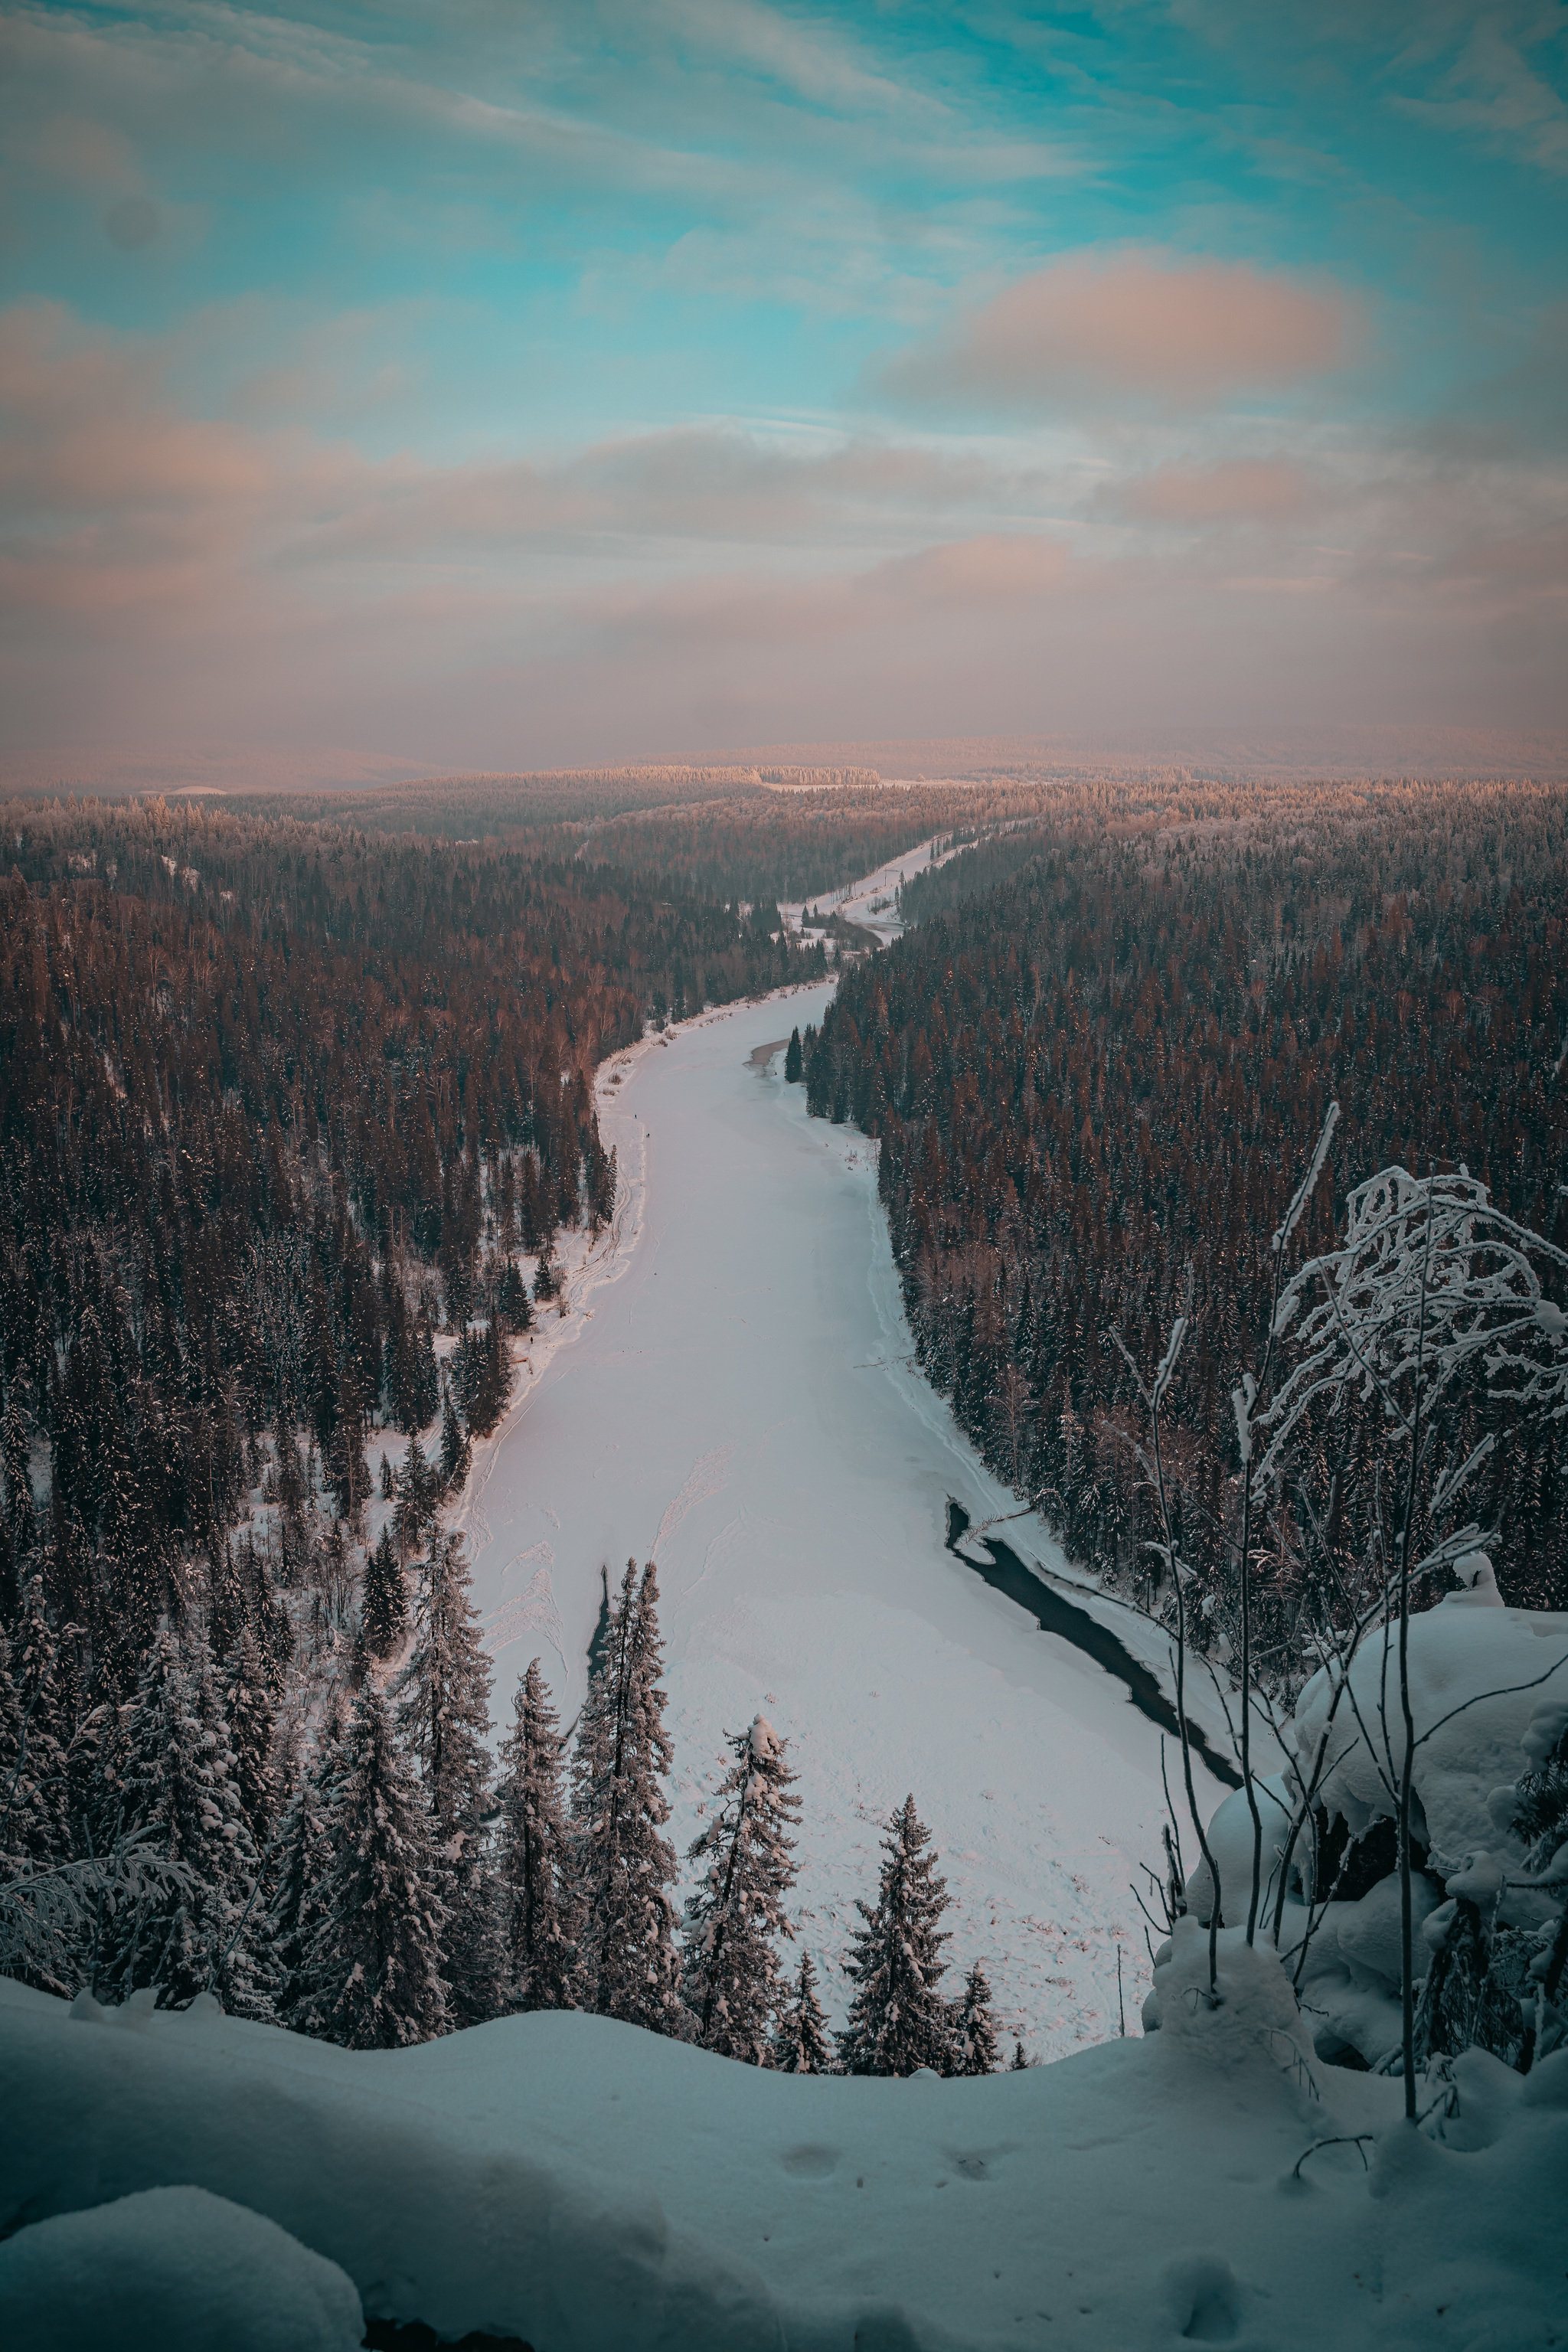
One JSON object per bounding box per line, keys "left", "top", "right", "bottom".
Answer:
{"left": 1292, "top": 1602, "right": 1568, "bottom": 1870}
{"left": 0, "top": 2184, "right": 364, "bottom": 2352}
{"left": 5, "top": 1969, "right": 1566, "bottom": 2349}
{"left": 1147, "top": 1919, "right": 1321, "bottom": 2112}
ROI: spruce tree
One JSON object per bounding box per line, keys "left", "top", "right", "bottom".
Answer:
{"left": 306, "top": 1687, "right": 449, "bottom": 2049}
{"left": 222, "top": 1623, "right": 279, "bottom": 1851}
{"left": 681, "top": 1714, "right": 800, "bottom": 2063}
{"left": 439, "top": 1383, "right": 470, "bottom": 1489}
{"left": 269, "top": 1714, "right": 341, "bottom": 2034}
{"left": 784, "top": 1027, "right": 803, "bottom": 1083}
{"left": 773, "top": 1947, "right": 835, "bottom": 2075}
{"left": 362, "top": 1527, "right": 407, "bottom": 1658}
{"left": 496, "top": 1658, "right": 580, "bottom": 2010}
{"left": 572, "top": 1560, "right": 684, "bottom": 2035}
{"left": 838, "top": 1793, "right": 956, "bottom": 2076}
{"left": 952, "top": 1958, "right": 1001, "bottom": 2076}
{"left": 93, "top": 1626, "right": 264, "bottom": 2012}
{"left": 394, "top": 1533, "right": 503, "bottom": 2027}
{"left": 1, "top": 1579, "right": 70, "bottom": 1870}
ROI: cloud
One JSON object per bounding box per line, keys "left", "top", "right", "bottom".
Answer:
{"left": 1111, "top": 459, "right": 1318, "bottom": 528}
{"left": 1395, "top": 15, "right": 1568, "bottom": 176}
{"left": 878, "top": 249, "right": 1356, "bottom": 415}
{"left": 867, "top": 533, "right": 1070, "bottom": 603}
{"left": 1, "top": 298, "right": 1563, "bottom": 769}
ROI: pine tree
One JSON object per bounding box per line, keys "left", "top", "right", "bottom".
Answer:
{"left": 306, "top": 1687, "right": 449, "bottom": 2048}
{"left": 394, "top": 1533, "right": 503, "bottom": 2027}
{"left": 1010, "top": 2037, "right": 1030, "bottom": 2071}
{"left": 439, "top": 1383, "right": 469, "bottom": 1489}
{"left": 572, "top": 1560, "right": 684, "bottom": 2035}
{"left": 93, "top": 1626, "right": 264, "bottom": 2012}
{"left": 496, "top": 1659, "right": 580, "bottom": 2010}
{"left": 952, "top": 1958, "right": 1001, "bottom": 2076}
{"left": 681, "top": 1714, "right": 800, "bottom": 2063}
{"left": 773, "top": 1947, "right": 835, "bottom": 2075}
{"left": 497, "top": 1258, "right": 534, "bottom": 1335}
{"left": 838, "top": 1793, "right": 956, "bottom": 2076}
{"left": 222, "top": 1622, "right": 279, "bottom": 1851}
{"left": 362, "top": 1527, "right": 407, "bottom": 1658}
{"left": 269, "top": 1714, "right": 340, "bottom": 2034}
{"left": 1, "top": 1579, "right": 70, "bottom": 1871}
{"left": 784, "top": 1027, "right": 803, "bottom": 1083}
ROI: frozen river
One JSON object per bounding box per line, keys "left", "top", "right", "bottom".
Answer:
{"left": 455, "top": 976, "right": 1227, "bottom": 2056}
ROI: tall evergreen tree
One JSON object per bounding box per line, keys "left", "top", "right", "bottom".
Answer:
{"left": 305, "top": 1687, "right": 449, "bottom": 2049}
{"left": 0, "top": 1579, "right": 70, "bottom": 1871}
{"left": 572, "top": 1560, "right": 684, "bottom": 2035}
{"left": 222, "top": 1622, "right": 279, "bottom": 1851}
{"left": 394, "top": 1533, "right": 503, "bottom": 2027}
{"left": 838, "top": 1793, "right": 956, "bottom": 2077}
{"left": 496, "top": 1658, "right": 580, "bottom": 2010}
{"left": 439, "top": 1383, "right": 469, "bottom": 1490}
{"left": 362, "top": 1527, "right": 407, "bottom": 1658}
{"left": 773, "top": 1947, "right": 835, "bottom": 2075}
{"left": 952, "top": 1958, "right": 1001, "bottom": 2076}
{"left": 93, "top": 1626, "right": 264, "bottom": 2012}
{"left": 681, "top": 1714, "right": 800, "bottom": 2062}
{"left": 269, "top": 1712, "right": 340, "bottom": 2035}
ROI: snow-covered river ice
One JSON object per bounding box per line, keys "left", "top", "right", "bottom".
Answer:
{"left": 456, "top": 948, "right": 1227, "bottom": 2057}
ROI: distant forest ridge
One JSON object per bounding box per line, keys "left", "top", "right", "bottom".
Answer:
{"left": 0, "top": 790, "right": 826, "bottom": 1649}
{"left": 803, "top": 774, "right": 1568, "bottom": 1632}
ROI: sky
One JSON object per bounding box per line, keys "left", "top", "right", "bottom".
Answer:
{"left": 2, "top": 2, "right": 1566, "bottom": 776}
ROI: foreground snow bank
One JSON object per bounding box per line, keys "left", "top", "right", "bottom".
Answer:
{"left": 5, "top": 1964, "right": 1564, "bottom": 2350}
{"left": 0, "top": 2182, "right": 364, "bottom": 2352}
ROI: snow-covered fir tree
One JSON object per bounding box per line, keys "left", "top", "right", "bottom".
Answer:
{"left": 496, "top": 1658, "right": 580, "bottom": 2011}
{"left": 0, "top": 1579, "right": 71, "bottom": 1874}
{"left": 268, "top": 1710, "right": 342, "bottom": 2035}
{"left": 92, "top": 1625, "right": 264, "bottom": 2012}
{"left": 838, "top": 1793, "right": 957, "bottom": 2077}
{"left": 361, "top": 1527, "right": 407, "bottom": 1658}
{"left": 681, "top": 1713, "right": 800, "bottom": 2062}
{"left": 772, "top": 1947, "right": 835, "bottom": 2074}
{"left": 222, "top": 1622, "right": 279, "bottom": 1851}
{"left": 394, "top": 1533, "right": 504, "bottom": 2027}
{"left": 572, "top": 1560, "right": 684, "bottom": 2035}
{"left": 439, "top": 1384, "right": 469, "bottom": 1489}
{"left": 305, "top": 1685, "right": 449, "bottom": 2049}
{"left": 952, "top": 1958, "right": 1001, "bottom": 2076}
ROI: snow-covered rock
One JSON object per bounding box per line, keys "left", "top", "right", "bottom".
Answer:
{"left": 0, "top": 2184, "right": 364, "bottom": 2352}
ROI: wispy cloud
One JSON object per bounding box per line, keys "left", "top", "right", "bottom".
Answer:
{"left": 877, "top": 249, "right": 1357, "bottom": 416}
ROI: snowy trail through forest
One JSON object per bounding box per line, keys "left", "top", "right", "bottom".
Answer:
{"left": 454, "top": 959, "right": 1227, "bottom": 2056}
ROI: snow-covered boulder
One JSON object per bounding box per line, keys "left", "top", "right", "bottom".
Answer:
{"left": 1291, "top": 1594, "right": 1568, "bottom": 1877}
{"left": 0, "top": 2184, "right": 364, "bottom": 2352}
{"left": 1220, "top": 1596, "right": 1568, "bottom": 2066}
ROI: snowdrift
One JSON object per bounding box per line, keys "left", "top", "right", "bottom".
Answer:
{"left": 4, "top": 1959, "right": 1564, "bottom": 2351}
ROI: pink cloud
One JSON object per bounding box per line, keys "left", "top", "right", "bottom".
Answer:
{"left": 880, "top": 249, "right": 1354, "bottom": 412}
{"left": 1113, "top": 459, "right": 1318, "bottom": 527}
{"left": 867, "top": 532, "right": 1070, "bottom": 602}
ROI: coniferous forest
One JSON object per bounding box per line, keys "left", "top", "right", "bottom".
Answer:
{"left": 799, "top": 778, "right": 1568, "bottom": 1683}
{"left": 0, "top": 778, "right": 1014, "bottom": 2066}
{"left": 3, "top": 765, "right": 1566, "bottom": 2072}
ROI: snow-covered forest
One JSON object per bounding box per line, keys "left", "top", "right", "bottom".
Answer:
{"left": 3, "top": 769, "right": 1567, "bottom": 2348}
